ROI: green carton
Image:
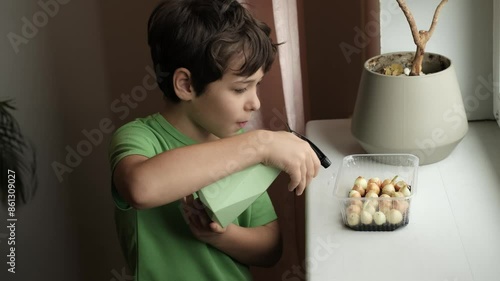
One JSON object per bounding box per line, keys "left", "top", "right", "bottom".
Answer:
{"left": 197, "top": 164, "right": 281, "bottom": 228}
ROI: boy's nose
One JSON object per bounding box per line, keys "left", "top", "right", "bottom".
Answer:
{"left": 245, "top": 91, "right": 261, "bottom": 111}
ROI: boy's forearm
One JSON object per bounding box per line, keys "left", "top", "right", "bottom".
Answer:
{"left": 117, "top": 130, "right": 271, "bottom": 209}
{"left": 208, "top": 221, "right": 282, "bottom": 267}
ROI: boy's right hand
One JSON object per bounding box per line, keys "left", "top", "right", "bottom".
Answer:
{"left": 258, "top": 130, "right": 321, "bottom": 195}
{"left": 181, "top": 194, "right": 227, "bottom": 245}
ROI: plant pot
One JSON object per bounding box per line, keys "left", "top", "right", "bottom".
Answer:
{"left": 351, "top": 52, "right": 468, "bottom": 165}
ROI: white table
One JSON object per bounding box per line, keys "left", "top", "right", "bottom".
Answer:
{"left": 305, "top": 119, "right": 500, "bottom": 281}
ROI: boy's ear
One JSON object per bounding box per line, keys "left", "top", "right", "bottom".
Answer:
{"left": 173, "top": 68, "right": 195, "bottom": 101}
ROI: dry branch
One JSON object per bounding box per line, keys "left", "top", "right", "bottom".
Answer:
{"left": 396, "top": 0, "right": 448, "bottom": 75}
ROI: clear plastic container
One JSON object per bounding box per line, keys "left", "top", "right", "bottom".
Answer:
{"left": 333, "top": 154, "right": 419, "bottom": 231}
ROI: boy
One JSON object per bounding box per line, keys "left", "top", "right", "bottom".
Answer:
{"left": 108, "top": 0, "right": 320, "bottom": 280}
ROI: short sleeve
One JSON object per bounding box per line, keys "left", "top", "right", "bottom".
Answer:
{"left": 108, "top": 121, "right": 162, "bottom": 172}
{"left": 108, "top": 121, "right": 164, "bottom": 210}
{"left": 238, "top": 191, "right": 277, "bottom": 227}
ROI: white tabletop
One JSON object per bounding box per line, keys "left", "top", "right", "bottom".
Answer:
{"left": 305, "top": 119, "right": 500, "bottom": 281}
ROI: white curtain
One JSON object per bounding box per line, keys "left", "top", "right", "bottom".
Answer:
{"left": 238, "top": 0, "right": 308, "bottom": 279}
{"left": 238, "top": 0, "right": 306, "bottom": 134}
{"left": 272, "top": 0, "right": 306, "bottom": 134}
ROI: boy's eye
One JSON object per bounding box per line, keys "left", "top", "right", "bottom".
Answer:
{"left": 234, "top": 88, "right": 247, "bottom": 94}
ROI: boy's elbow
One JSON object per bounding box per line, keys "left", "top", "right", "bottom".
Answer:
{"left": 113, "top": 155, "right": 169, "bottom": 209}
{"left": 127, "top": 194, "right": 152, "bottom": 210}
{"left": 116, "top": 171, "right": 155, "bottom": 210}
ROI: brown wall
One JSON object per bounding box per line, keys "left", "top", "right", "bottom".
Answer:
{"left": 302, "top": 1, "right": 380, "bottom": 121}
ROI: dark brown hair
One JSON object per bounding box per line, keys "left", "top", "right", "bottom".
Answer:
{"left": 148, "top": 0, "right": 279, "bottom": 102}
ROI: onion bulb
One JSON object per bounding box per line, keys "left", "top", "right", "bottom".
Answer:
{"left": 379, "top": 205, "right": 392, "bottom": 214}
{"left": 400, "top": 185, "right": 411, "bottom": 197}
{"left": 362, "top": 202, "right": 376, "bottom": 215}
{"left": 381, "top": 184, "right": 396, "bottom": 196}
{"left": 346, "top": 204, "right": 361, "bottom": 215}
{"left": 354, "top": 176, "right": 368, "bottom": 190}
{"left": 394, "top": 180, "right": 407, "bottom": 191}
{"left": 347, "top": 213, "right": 360, "bottom": 226}
{"left": 392, "top": 191, "right": 404, "bottom": 198}
{"left": 350, "top": 199, "right": 363, "bottom": 208}
{"left": 373, "top": 211, "right": 386, "bottom": 225}
{"left": 365, "top": 191, "right": 379, "bottom": 199}
{"left": 378, "top": 194, "right": 392, "bottom": 209}
{"left": 364, "top": 191, "right": 379, "bottom": 208}
{"left": 387, "top": 209, "right": 403, "bottom": 224}
{"left": 393, "top": 200, "right": 409, "bottom": 213}
{"left": 368, "top": 177, "right": 382, "bottom": 187}
{"left": 381, "top": 178, "right": 392, "bottom": 187}
{"left": 366, "top": 183, "right": 381, "bottom": 195}
{"left": 352, "top": 185, "right": 365, "bottom": 196}
{"left": 348, "top": 190, "right": 361, "bottom": 198}
{"left": 360, "top": 211, "right": 373, "bottom": 225}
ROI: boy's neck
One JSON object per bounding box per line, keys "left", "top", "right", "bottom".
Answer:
{"left": 160, "top": 102, "right": 218, "bottom": 143}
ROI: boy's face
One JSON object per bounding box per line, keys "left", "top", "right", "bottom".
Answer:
{"left": 187, "top": 67, "right": 264, "bottom": 139}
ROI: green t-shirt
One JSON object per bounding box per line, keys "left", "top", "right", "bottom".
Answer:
{"left": 108, "top": 113, "right": 278, "bottom": 281}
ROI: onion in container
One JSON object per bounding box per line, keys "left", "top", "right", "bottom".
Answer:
{"left": 373, "top": 211, "right": 386, "bottom": 225}
{"left": 347, "top": 213, "right": 360, "bottom": 226}
{"left": 387, "top": 209, "right": 403, "bottom": 224}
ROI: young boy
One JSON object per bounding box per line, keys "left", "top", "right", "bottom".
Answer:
{"left": 108, "top": 0, "right": 320, "bottom": 280}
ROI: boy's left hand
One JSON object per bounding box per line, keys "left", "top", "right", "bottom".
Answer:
{"left": 181, "top": 194, "right": 227, "bottom": 244}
